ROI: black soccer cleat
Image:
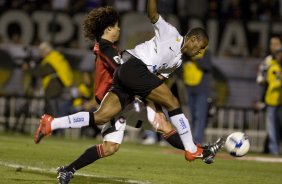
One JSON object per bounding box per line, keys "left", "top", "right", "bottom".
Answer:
{"left": 201, "top": 138, "right": 225, "bottom": 164}
{"left": 56, "top": 166, "right": 74, "bottom": 184}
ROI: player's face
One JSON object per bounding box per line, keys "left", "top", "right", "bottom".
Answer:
{"left": 111, "top": 22, "right": 120, "bottom": 42}
{"left": 270, "top": 37, "right": 282, "bottom": 54}
{"left": 182, "top": 36, "right": 208, "bottom": 57}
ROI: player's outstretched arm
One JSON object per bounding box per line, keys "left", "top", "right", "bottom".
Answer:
{"left": 147, "top": 0, "right": 159, "bottom": 24}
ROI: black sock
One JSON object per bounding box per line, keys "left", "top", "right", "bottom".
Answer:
{"left": 88, "top": 112, "right": 100, "bottom": 131}
{"left": 163, "top": 130, "right": 184, "bottom": 150}
{"left": 168, "top": 108, "right": 182, "bottom": 117}
{"left": 64, "top": 144, "right": 104, "bottom": 173}
{"left": 89, "top": 112, "right": 95, "bottom": 126}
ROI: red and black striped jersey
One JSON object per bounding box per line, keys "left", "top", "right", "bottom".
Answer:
{"left": 93, "top": 39, "right": 120, "bottom": 103}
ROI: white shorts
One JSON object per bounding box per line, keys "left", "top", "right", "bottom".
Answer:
{"left": 101, "top": 99, "right": 158, "bottom": 144}
{"left": 102, "top": 117, "right": 126, "bottom": 144}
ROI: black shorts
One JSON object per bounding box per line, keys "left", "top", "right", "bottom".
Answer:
{"left": 110, "top": 56, "right": 163, "bottom": 109}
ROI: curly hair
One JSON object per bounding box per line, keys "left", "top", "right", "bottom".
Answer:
{"left": 83, "top": 6, "right": 120, "bottom": 42}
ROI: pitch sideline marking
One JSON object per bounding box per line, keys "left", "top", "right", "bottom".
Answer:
{"left": 236, "top": 156, "right": 282, "bottom": 163}
{"left": 0, "top": 161, "right": 151, "bottom": 184}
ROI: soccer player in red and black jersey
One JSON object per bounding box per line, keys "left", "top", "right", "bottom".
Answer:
{"left": 34, "top": 6, "right": 185, "bottom": 183}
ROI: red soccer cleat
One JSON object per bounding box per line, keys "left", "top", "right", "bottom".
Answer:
{"left": 34, "top": 114, "right": 53, "bottom": 144}
{"left": 185, "top": 138, "right": 225, "bottom": 164}
{"left": 185, "top": 146, "right": 204, "bottom": 162}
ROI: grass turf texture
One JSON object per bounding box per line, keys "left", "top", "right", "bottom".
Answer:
{"left": 0, "top": 132, "right": 281, "bottom": 184}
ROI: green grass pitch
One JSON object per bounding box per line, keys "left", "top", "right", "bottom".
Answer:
{"left": 0, "top": 132, "right": 281, "bottom": 184}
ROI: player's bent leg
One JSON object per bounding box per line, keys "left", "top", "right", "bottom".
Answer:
{"left": 146, "top": 101, "right": 174, "bottom": 133}
{"left": 56, "top": 141, "right": 119, "bottom": 183}
{"left": 94, "top": 92, "right": 123, "bottom": 125}
{"left": 100, "top": 116, "right": 125, "bottom": 156}
{"left": 155, "top": 113, "right": 186, "bottom": 150}
{"left": 146, "top": 83, "right": 179, "bottom": 111}
{"left": 57, "top": 119, "right": 126, "bottom": 183}
{"left": 57, "top": 144, "right": 105, "bottom": 184}
{"left": 102, "top": 117, "right": 126, "bottom": 145}
{"left": 145, "top": 101, "right": 184, "bottom": 150}
{"left": 147, "top": 83, "right": 225, "bottom": 163}
{"left": 35, "top": 92, "right": 122, "bottom": 144}
{"left": 102, "top": 141, "right": 120, "bottom": 156}
{"left": 148, "top": 86, "right": 198, "bottom": 155}
{"left": 34, "top": 112, "right": 94, "bottom": 144}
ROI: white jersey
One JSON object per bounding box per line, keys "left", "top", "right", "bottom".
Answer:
{"left": 127, "top": 15, "right": 184, "bottom": 78}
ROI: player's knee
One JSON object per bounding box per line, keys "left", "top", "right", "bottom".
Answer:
{"left": 103, "top": 142, "right": 120, "bottom": 156}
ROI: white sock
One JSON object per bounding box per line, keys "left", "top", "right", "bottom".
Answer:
{"left": 146, "top": 105, "right": 156, "bottom": 123}
{"left": 169, "top": 113, "right": 197, "bottom": 153}
{"left": 51, "top": 112, "right": 90, "bottom": 131}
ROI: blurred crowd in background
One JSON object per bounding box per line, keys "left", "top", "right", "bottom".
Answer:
{"left": 0, "top": 0, "right": 282, "bottom": 21}
{"left": 0, "top": 0, "right": 282, "bottom": 57}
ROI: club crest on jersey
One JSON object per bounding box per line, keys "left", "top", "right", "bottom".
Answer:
{"left": 73, "top": 117, "right": 84, "bottom": 123}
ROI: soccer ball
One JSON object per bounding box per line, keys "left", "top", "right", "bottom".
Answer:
{"left": 225, "top": 132, "right": 250, "bottom": 157}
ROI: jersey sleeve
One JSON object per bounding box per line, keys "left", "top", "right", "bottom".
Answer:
{"left": 153, "top": 15, "right": 180, "bottom": 42}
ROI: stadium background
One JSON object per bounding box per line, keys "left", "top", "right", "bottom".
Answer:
{"left": 0, "top": 0, "right": 281, "bottom": 153}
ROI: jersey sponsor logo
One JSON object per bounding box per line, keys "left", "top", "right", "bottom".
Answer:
{"left": 179, "top": 118, "right": 187, "bottom": 129}
{"left": 73, "top": 117, "right": 84, "bottom": 123}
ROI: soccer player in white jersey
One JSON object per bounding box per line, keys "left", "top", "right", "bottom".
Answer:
{"left": 35, "top": 0, "right": 224, "bottom": 182}
{"left": 97, "top": 0, "right": 223, "bottom": 163}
